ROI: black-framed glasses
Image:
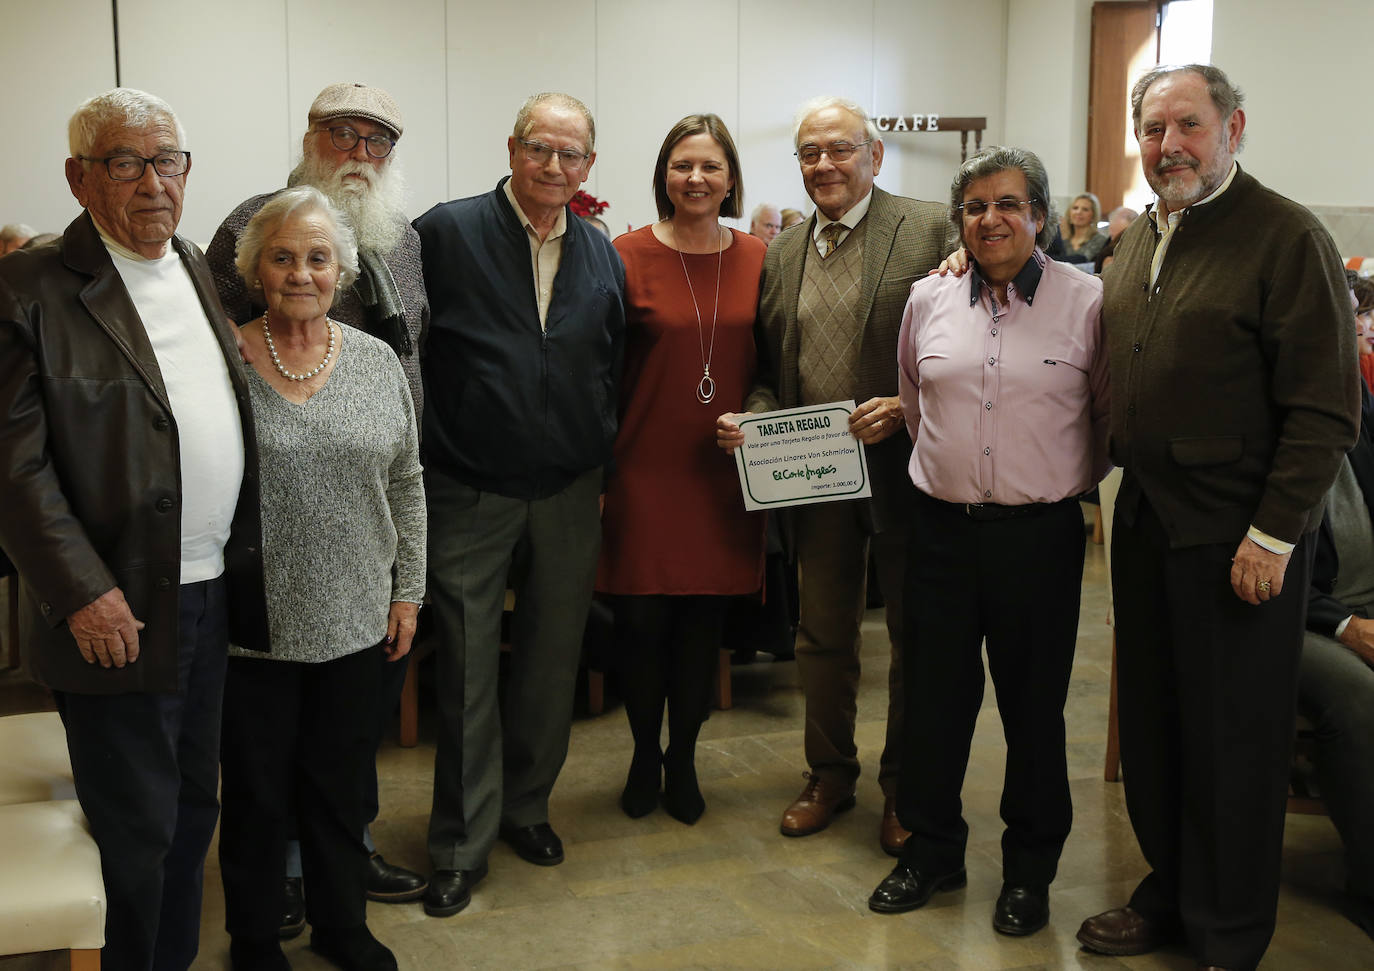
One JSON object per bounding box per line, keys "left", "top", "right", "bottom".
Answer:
{"left": 323, "top": 126, "right": 395, "bottom": 159}
{"left": 795, "top": 140, "right": 872, "bottom": 166}
{"left": 958, "top": 197, "right": 1037, "bottom": 218}
{"left": 517, "top": 139, "right": 591, "bottom": 169}
{"left": 79, "top": 151, "right": 190, "bottom": 181}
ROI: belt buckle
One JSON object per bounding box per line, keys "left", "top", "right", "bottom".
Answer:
{"left": 964, "top": 502, "right": 982, "bottom": 518}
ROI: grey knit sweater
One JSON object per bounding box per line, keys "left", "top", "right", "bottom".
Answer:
{"left": 230, "top": 329, "right": 425, "bottom": 663}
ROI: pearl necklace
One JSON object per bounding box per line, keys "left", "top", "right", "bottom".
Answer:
{"left": 262, "top": 310, "right": 336, "bottom": 382}
{"left": 672, "top": 221, "right": 724, "bottom": 404}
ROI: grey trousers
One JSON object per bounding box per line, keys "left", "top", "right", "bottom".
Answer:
{"left": 793, "top": 501, "right": 905, "bottom": 795}
{"left": 425, "top": 466, "right": 602, "bottom": 871}
{"left": 1299, "top": 629, "right": 1374, "bottom": 910}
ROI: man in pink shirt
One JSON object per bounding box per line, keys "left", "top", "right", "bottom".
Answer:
{"left": 867, "top": 146, "right": 1109, "bottom": 936}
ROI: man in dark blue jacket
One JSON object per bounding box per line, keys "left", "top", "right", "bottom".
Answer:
{"left": 1303, "top": 380, "right": 1374, "bottom": 940}
{"left": 413, "top": 91, "right": 624, "bottom": 918}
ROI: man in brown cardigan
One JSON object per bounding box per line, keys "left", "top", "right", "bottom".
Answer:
{"left": 717, "top": 96, "right": 948, "bottom": 854}
{"left": 1076, "top": 65, "right": 1359, "bottom": 970}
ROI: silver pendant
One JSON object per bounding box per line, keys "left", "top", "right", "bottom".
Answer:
{"left": 696, "top": 371, "right": 716, "bottom": 404}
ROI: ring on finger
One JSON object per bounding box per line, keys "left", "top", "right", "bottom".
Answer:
{"left": 1257, "top": 578, "right": 1272, "bottom": 593}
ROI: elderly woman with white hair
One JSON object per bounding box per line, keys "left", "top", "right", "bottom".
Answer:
{"left": 216, "top": 185, "right": 424, "bottom": 971}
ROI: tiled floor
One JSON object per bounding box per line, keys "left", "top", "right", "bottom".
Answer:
{"left": 3, "top": 537, "right": 1371, "bottom": 968}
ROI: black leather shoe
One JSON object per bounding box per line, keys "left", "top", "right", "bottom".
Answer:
{"left": 278, "top": 876, "right": 305, "bottom": 940}
{"left": 310, "top": 925, "right": 397, "bottom": 971}
{"left": 365, "top": 852, "right": 428, "bottom": 902}
{"left": 422, "top": 863, "right": 488, "bottom": 918}
{"left": 500, "top": 822, "right": 564, "bottom": 866}
{"left": 867, "top": 863, "right": 967, "bottom": 914}
{"left": 993, "top": 883, "right": 1050, "bottom": 935}
{"left": 231, "top": 937, "right": 290, "bottom": 971}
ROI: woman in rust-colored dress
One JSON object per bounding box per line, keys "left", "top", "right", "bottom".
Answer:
{"left": 596, "top": 114, "right": 766, "bottom": 824}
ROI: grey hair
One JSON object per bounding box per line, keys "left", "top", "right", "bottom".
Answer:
{"left": 0, "top": 223, "right": 36, "bottom": 243}
{"left": 792, "top": 96, "right": 880, "bottom": 150}
{"left": 513, "top": 92, "right": 596, "bottom": 153}
{"left": 948, "top": 146, "right": 1056, "bottom": 249}
{"left": 68, "top": 88, "right": 186, "bottom": 159}
{"left": 751, "top": 202, "right": 779, "bottom": 222}
{"left": 1131, "top": 64, "right": 1246, "bottom": 147}
{"left": 234, "top": 185, "right": 360, "bottom": 294}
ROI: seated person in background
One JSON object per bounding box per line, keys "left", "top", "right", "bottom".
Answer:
{"left": 1352, "top": 275, "right": 1374, "bottom": 390}
{"left": 1094, "top": 205, "right": 1139, "bottom": 272}
{"left": 1060, "top": 192, "right": 1108, "bottom": 263}
{"left": 1303, "top": 374, "right": 1374, "bottom": 940}
{"left": 749, "top": 202, "right": 782, "bottom": 244}
{"left": 0, "top": 222, "right": 35, "bottom": 255}
{"left": 779, "top": 207, "right": 804, "bottom": 230}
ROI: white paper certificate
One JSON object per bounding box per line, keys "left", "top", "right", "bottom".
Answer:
{"left": 734, "top": 401, "right": 873, "bottom": 511}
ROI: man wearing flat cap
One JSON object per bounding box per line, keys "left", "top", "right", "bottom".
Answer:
{"left": 207, "top": 80, "right": 429, "bottom": 930}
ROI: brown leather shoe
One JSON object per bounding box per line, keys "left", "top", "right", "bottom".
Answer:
{"left": 779, "top": 772, "right": 856, "bottom": 837}
{"left": 1076, "top": 906, "right": 1163, "bottom": 956}
{"left": 880, "top": 796, "right": 910, "bottom": 856}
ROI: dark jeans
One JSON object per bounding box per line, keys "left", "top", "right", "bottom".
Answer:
{"left": 54, "top": 576, "right": 228, "bottom": 971}
{"left": 1113, "top": 492, "right": 1312, "bottom": 969}
{"left": 1299, "top": 629, "right": 1374, "bottom": 913}
{"left": 896, "top": 492, "right": 1084, "bottom": 885}
{"left": 219, "top": 644, "right": 386, "bottom": 940}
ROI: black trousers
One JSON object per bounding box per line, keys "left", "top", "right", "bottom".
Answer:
{"left": 54, "top": 577, "right": 228, "bottom": 971}
{"left": 1113, "top": 492, "right": 1312, "bottom": 969}
{"left": 896, "top": 491, "right": 1084, "bottom": 885}
{"left": 218, "top": 644, "right": 386, "bottom": 940}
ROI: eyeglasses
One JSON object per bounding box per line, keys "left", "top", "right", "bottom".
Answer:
{"left": 517, "top": 139, "right": 591, "bottom": 170}
{"left": 958, "top": 197, "right": 1037, "bottom": 218}
{"left": 79, "top": 151, "right": 190, "bottom": 181}
{"left": 322, "top": 126, "right": 396, "bottom": 159}
{"left": 795, "top": 140, "right": 872, "bottom": 166}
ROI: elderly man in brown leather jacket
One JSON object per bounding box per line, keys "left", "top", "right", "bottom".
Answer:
{"left": 0, "top": 88, "right": 266, "bottom": 971}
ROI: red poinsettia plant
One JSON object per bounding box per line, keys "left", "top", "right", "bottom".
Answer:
{"left": 570, "top": 190, "right": 609, "bottom": 218}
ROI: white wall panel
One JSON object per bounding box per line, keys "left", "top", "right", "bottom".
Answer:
{"left": 1213, "top": 0, "right": 1374, "bottom": 207}
{"left": 737, "top": 0, "right": 879, "bottom": 227}
{"left": 286, "top": 0, "right": 449, "bottom": 222}
{"left": 594, "top": 0, "right": 740, "bottom": 234}
{"left": 1004, "top": 0, "right": 1096, "bottom": 210}
{"left": 872, "top": 0, "right": 1007, "bottom": 207}
{"left": 117, "top": 0, "right": 290, "bottom": 246}
{"left": 443, "top": 0, "right": 598, "bottom": 208}
{"left": 0, "top": 0, "right": 115, "bottom": 238}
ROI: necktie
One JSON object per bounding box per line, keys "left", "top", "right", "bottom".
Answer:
{"left": 820, "top": 222, "right": 845, "bottom": 259}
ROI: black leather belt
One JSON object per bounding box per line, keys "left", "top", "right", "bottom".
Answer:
{"left": 932, "top": 495, "right": 1078, "bottom": 522}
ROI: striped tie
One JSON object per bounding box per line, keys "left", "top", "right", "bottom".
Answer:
{"left": 820, "top": 222, "right": 845, "bottom": 259}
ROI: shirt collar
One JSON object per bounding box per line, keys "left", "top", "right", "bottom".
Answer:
{"left": 1148, "top": 160, "right": 1238, "bottom": 231}
{"left": 502, "top": 178, "right": 568, "bottom": 241}
{"left": 969, "top": 248, "right": 1045, "bottom": 306}
{"left": 812, "top": 188, "right": 873, "bottom": 241}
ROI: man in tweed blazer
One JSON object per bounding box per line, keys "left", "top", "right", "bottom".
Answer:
{"left": 717, "top": 96, "right": 948, "bottom": 853}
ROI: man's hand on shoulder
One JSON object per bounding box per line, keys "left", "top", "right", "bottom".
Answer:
{"left": 1337, "top": 616, "right": 1374, "bottom": 668}
{"left": 68, "top": 587, "right": 145, "bottom": 668}
{"left": 849, "top": 397, "right": 904, "bottom": 445}
{"left": 1229, "top": 537, "right": 1293, "bottom": 606}
{"left": 928, "top": 247, "right": 970, "bottom": 278}
{"left": 716, "top": 412, "right": 747, "bottom": 455}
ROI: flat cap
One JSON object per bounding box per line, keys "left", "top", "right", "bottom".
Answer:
{"left": 307, "top": 82, "right": 403, "bottom": 139}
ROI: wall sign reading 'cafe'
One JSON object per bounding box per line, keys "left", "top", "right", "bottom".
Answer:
{"left": 870, "top": 114, "right": 987, "bottom": 160}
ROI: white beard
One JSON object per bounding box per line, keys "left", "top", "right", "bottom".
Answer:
{"left": 288, "top": 150, "right": 408, "bottom": 257}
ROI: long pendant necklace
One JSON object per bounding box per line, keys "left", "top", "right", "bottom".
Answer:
{"left": 674, "top": 222, "right": 724, "bottom": 404}
{"left": 262, "top": 310, "right": 336, "bottom": 382}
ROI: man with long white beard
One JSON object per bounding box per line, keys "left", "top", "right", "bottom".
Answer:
{"left": 206, "top": 80, "right": 429, "bottom": 936}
